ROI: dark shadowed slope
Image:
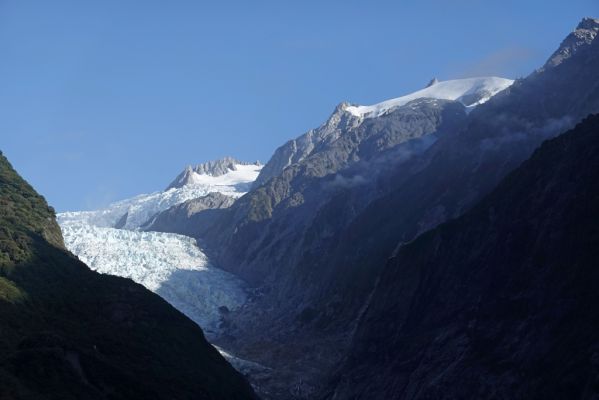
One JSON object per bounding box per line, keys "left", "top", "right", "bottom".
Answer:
{"left": 0, "top": 151, "right": 256, "bottom": 399}
{"left": 144, "top": 192, "right": 236, "bottom": 236}
{"left": 327, "top": 114, "right": 599, "bottom": 399}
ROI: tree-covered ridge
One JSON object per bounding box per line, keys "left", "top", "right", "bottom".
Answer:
{"left": 0, "top": 151, "right": 256, "bottom": 399}
{"left": 0, "top": 152, "right": 63, "bottom": 267}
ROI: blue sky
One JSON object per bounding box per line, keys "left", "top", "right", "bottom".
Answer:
{"left": 1, "top": 1, "right": 597, "bottom": 211}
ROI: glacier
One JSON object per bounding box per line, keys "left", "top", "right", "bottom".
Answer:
{"left": 60, "top": 221, "right": 246, "bottom": 337}
{"left": 58, "top": 160, "right": 263, "bottom": 338}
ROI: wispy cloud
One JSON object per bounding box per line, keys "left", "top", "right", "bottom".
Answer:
{"left": 83, "top": 184, "right": 118, "bottom": 211}
{"left": 454, "top": 46, "right": 540, "bottom": 78}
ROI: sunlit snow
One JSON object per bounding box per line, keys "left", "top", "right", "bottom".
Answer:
{"left": 183, "top": 163, "right": 263, "bottom": 187}
{"left": 345, "top": 77, "right": 514, "bottom": 119}
{"left": 58, "top": 163, "right": 263, "bottom": 229}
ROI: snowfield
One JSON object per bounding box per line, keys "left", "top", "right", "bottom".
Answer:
{"left": 58, "top": 163, "right": 263, "bottom": 230}
{"left": 60, "top": 221, "right": 246, "bottom": 337}
{"left": 179, "top": 163, "right": 262, "bottom": 188}
{"left": 345, "top": 77, "right": 514, "bottom": 119}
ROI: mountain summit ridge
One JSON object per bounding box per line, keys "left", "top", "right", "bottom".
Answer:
{"left": 344, "top": 76, "right": 514, "bottom": 118}
{"left": 253, "top": 76, "right": 513, "bottom": 187}
{"left": 167, "top": 157, "right": 262, "bottom": 190}
{"left": 543, "top": 16, "right": 599, "bottom": 70}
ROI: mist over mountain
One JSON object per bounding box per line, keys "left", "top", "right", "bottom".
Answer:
{"left": 327, "top": 113, "right": 599, "bottom": 399}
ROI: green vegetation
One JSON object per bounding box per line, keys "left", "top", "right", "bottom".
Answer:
{"left": 0, "top": 152, "right": 256, "bottom": 399}
{"left": 0, "top": 276, "right": 25, "bottom": 303}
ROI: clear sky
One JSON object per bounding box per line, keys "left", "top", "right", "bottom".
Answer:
{"left": 1, "top": 0, "right": 597, "bottom": 211}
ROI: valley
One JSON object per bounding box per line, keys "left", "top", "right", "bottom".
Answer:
{"left": 6, "top": 15, "right": 599, "bottom": 400}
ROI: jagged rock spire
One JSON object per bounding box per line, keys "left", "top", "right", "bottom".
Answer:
{"left": 426, "top": 77, "right": 439, "bottom": 88}
{"left": 543, "top": 17, "right": 599, "bottom": 70}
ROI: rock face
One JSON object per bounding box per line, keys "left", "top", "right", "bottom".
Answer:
{"left": 186, "top": 19, "right": 599, "bottom": 398}
{"left": 0, "top": 152, "right": 256, "bottom": 399}
{"left": 145, "top": 192, "right": 236, "bottom": 237}
{"left": 326, "top": 114, "right": 599, "bottom": 400}
{"left": 252, "top": 77, "right": 513, "bottom": 188}
{"left": 251, "top": 102, "right": 362, "bottom": 188}
{"left": 543, "top": 17, "right": 599, "bottom": 70}
{"left": 212, "top": 97, "right": 469, "bottom": 282}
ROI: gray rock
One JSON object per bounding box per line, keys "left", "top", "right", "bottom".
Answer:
{"left": 542, "top": 17, "right": 599, "bottom": 70}
{"left": 252, "top": 102, "right": 362, "bottom": 188}
{"left": 144, "top": 192, "right": 236, "bottom": 236}
{"left": 113, "top": 211, "right": 128, "bottom": 229}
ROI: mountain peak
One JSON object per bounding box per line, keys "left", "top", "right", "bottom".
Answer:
{"left": 167, "top": 157, "right": 262, "bottom": 190}
{"left": 577, "top": 17, "right": 599, "bottom": 30}
{"left": 543, "top": 17, "right": 599, "bottom": 70}
{"left": 192, "top": 157, "right": 245, "bottom": 177}
{"left": 335, "top": 101, "right": 352, "bottom": 112}
{"left": 167, "top": 165, "right": 195, "bottom": 189}
{"left": 426, "top": 77, "right": 439, "bottom": 88}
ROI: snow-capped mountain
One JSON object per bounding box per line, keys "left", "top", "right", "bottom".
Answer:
{"left": 57, "top": 157, "right": 262, "bottom": 338}
{"left": 254, "top": 76, "right": 513, "bottom": 187}
{"left": 167, "top": 157, "right": 262, "bottom": 189}
{"left": 59, "top": 159, "right": 263, "bottom": 230}
{"left": 344, "top": 77, "right": 514, "bottom": 119}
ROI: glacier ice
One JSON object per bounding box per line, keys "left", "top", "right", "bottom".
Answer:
{"left": 60, "top": 220, "right": 246, "bottom": 337}
{"left": 57, "top": 161, "right": 262, "bottom": 338}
